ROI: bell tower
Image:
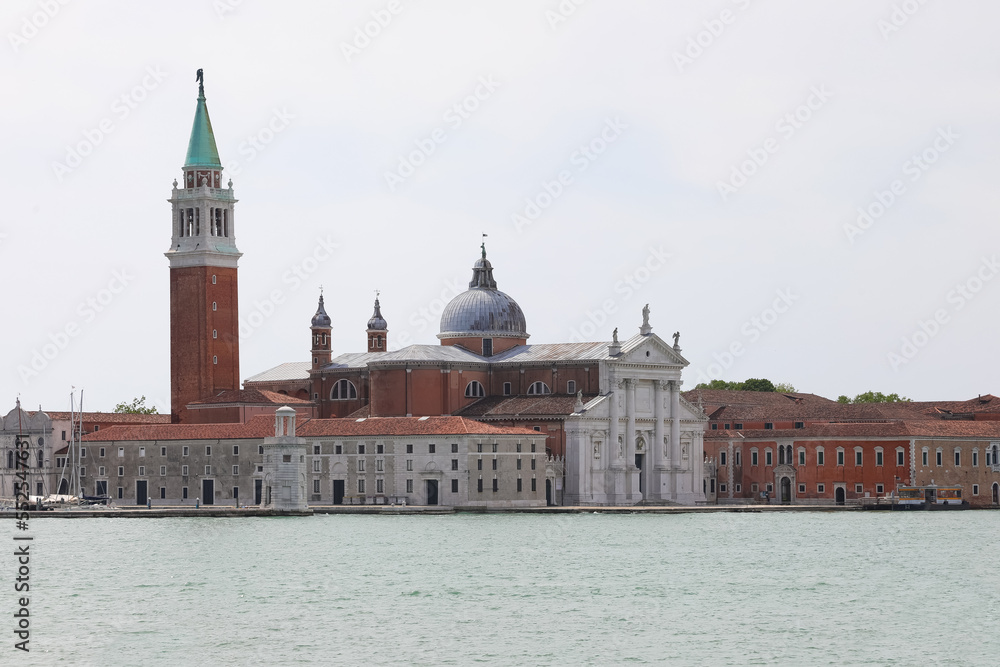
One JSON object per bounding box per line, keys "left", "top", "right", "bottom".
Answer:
{"left": 366, "top": 293, "right": 388, "bottom": 352}
{"left": 165, "top": 70, "right": 242, "bottom": 423}
{"left": 311, "top": 291, "right": 332, "bottom": 370}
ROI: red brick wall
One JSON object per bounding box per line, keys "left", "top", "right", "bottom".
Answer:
{"left": 170, "top": 265, "right": 239, "bottom": 423}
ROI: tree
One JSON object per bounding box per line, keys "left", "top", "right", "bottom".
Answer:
{"left": 693, "top": 378, "right": 794, "bottom": 393}
{"left": 114, "top": 396, "right": 158, "bottom": 414}
{"left": 837, "top": 391, "right": 911, "bottom": 404}
{"left": 741, "top": 378, "right": 775, "bottom": 392}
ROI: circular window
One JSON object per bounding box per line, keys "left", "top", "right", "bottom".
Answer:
{"left": 38, "top": 437, "right": 44, "bottom": 446}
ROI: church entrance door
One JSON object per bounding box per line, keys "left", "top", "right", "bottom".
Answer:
{"left": 780, "top": 477, "right": 791, "bottom": 504}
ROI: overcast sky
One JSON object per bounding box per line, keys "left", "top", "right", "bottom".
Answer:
{"left": 3, "top": 0, "right": 999, "bottom": 413}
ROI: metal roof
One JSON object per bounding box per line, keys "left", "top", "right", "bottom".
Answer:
{"left": 244, "top": 361, "right": 311, "bottom": 383}
{"left": 184, "top": 82, "right": 222, "bottom": 169}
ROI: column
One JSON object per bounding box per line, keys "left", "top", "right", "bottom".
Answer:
{"left": 609, "top": 378, "right": 621, "bottom": 468}
{"left": 669, "top": 380, "right": 681, "bottom": 468}
{"left": 653, "top": 381, "right": 665, "bottom": 469}
{"left": 625, "top": 379, "right": 636, "bottom": 467}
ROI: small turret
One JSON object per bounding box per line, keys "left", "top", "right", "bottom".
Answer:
{"left": 367, "top": 293, "right": 388, "bottom": 352}
{"left": 311, "top": 291, "right": 332, "bottom": 370}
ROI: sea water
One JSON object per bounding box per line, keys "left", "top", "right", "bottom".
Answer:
{"left": 13, "top": 512, "right": 1000, "bottom": 665}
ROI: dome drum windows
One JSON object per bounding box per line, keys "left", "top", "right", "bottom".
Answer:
{"left": 331, "top": 379, "right": 358, "bottom": 401}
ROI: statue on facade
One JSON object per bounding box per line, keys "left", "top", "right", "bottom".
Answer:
{"left": 612, "top": 328, "right": 619, "bottom": 344}
{"left": 642, "top": 304, "right": 650, "bottom": 327}
{"left": 593, "top": 441, "right": 601, "bottom": 459}
{"left": 672, "top": 331, "right": 680, "bottom": 347}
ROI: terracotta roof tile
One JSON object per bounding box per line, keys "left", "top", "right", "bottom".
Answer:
{"left": 44, "top": 412, "right": 171, "bottom": 424}
{"left": 187, "top": 388, "right": 312, "bottom": 406}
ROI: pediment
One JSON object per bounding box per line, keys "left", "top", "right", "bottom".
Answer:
{"left": 614, "top": 334, "right": 687, "bottom": 367}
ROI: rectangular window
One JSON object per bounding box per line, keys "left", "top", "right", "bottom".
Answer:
{"left": 477, "top": 459, "right": 482, "bottom": 471}
{"left": 376, "top": 459, "right": 384, "bottom": 472}
{"left": 477, "top": 444, "right": 483, "bottom": 453}
{"left": 80, "top": 467, "right": 86, "bottom": 477}
{"left": 182, "top": 487, "right": 188, "bottom": 499}
{"left": 517, "top": 478, "right": 523, "bottom": 492}
{"left": 61, "top": 430, "right": 66, "bottom": 440}
{"left": 492, "top": 478, "right": 498, "bottom": 493}
{"left": 531, "top": 458, "right": 536, "bottom": 470}
{"left": 358, "top": 479, "right": 365, "bottom": 494}
{"left": 100, "top": 448, "right": 105, "bottom": 457}
{"left": 313, "top": 460, "right": 320, "bottom": 472}
{"left": 954, "top": 451, "right": 961, "bottom": 466}
{"left": 876, "top": 484, "right": 884, "bottom": 494}
{"left": 233, "top": 445, "right": 239, "bottom": 456}
{"left": 492, "top": 458, "right": 497, "bottom": 471}
{"left": 531, "top": 478, "right": 537, "bottom": 492}
{"left": 406, "top": 479, "right": 413, "bottom": 493}
{"left": 936, "top": 451, "right": 942, "bottom": 466}
{"left": 205, "top": 466, "right": 211, "bottom": 475}
{"left": 735, "top": 484, "right": 741, "bottom": 493}
{"left": 734, "top": 423, "right": 743, "bottom": 430}
{"left": 407, "top": 459, "right": 413, "bottom": 471}
{"left": 183, "top": 446, "right": 189, "bottom": 457}
{"left": 406, "top": 444, "right": 413, "bottom": 454}
{"left": 855, "top": 451, "right": 863, "bottom": 466}
{"left": 817, "top": 450, "right": 825, "bottom": 465}
{"left": 312, "top": 445, "right": 321, "bottom": 455}
{"left": 817, "top": 484, "right": 825, "bottom": 493}
{"left": 118, "top": 487, "right": 123, "bottom": 499}
{"left": 798, "top": 484, "right": 805, "bottom": 493}
{"left": 798, "top": 450, "right": 805, "bottom": 466}
{"left": 451, "top": 479, "right": 458, "bottom": 493}
{"left": 751, "top": 483, "right": 758, "bottom": 492}
{"left": 751, "top": 451, "right": 758, "bottom": 466}
{"left": 516, "top": 443, "right": 522, "bottom": 453}
{"left": 503, "top": 382, "right": 511, "bottom": 396}
{"left": 973, "top": 451, "right": 979, "bottom": 467}
{"left": 376, "top": 479, "right": 384, "bottom": 494}
{"left": 139, "top": 447, "right": 145, "bottom": 457}
{"left": 876, "top": 451, "right": 883, "bottom": 466}
{"left": 837, "top": 450, "right": 845, "bottom": 466}
{"left": 451, "top": 459, "right": 459, "bottom": 471}
{"left": 492, "top": 443, "right": 498, "bottom": 453}
{"left": 766, "top": 483, "right": 773, "bottom": 492}
{"left": 358, "top": 444, "right": 365, "bottom": 455}
{"left": 138, "top": 466, "right": 145, "bottom": 476}
{"left": 720, "top": 451, "right": 727, "bottom": 466}
{"left": 259, "top": 446, "right": 264, "bottom": 455}
{"left": 206, "top": 446, "right": 212, "bottom": 456}
{"left": 182, "top": 465, "right": 189, "bottom": 476}
{"left": 377, "top": 444, "right": 384, "bottom": 454}
{"left": 531, "top": 444, "right": 536, "bottom": 453}
{"left": 711, "top": 424, "right": 718, "bottom": 430}
{"left": 99, "top": 466, "right": 106, "bottom": 476}
{"left": 567, "top": 380, "right": 576, "bottom": 394}
{"left": 335, "top": 445, "right": 342, "bottom": 455}
{"left": 855, "top": 484, "right": 863, "bottom": 493}
{"left": 973, "top": 484, "right": 979, "bottom": 496}
{"left": 764, "top": 423, "right": 773, "bottom": 430}
{"left": 233, "top": 487, "right": 239, "bottom": 499}
{"left": 719, "top": 483, "right": 727, "bottom": 493}
{"left": 161, "top": 447, "right": 167, "bottom": 457}
{"left": 517, "top": 458, "right": 522, "bottom": 470}
{"left": 765, "top": 451, "right": 772, "bottom": 466}
{"left": 429, "top": 444, "right": 436, "bottom": 454}
{"left": 81, "top": 448, "right": 87, "bottom": 458}
{"left": 477, "top": 478, "right": 483, "bottom": 493}
{"left": 735, "top": 451, "right": 741, "bottom": 466}
{"left": 160, "top": 487, "right": 166, "bottom": 499}
{"left": 313, "top": 479, "right": 320, "bottom": 494}
{"left": 451, "top": 443, "right": 458, "bottom": 453}
{"left": 795, "top": 422, "right": 804, "bottom": 429}
{"left": 160, "top": 466, "right": 166, "bottom": 476}
{"left": 922, "top": 450, "right": 928, "bottom": 466}
{"left": 118, "top": 447, "right": 124, "bottom": 458}
{"left": 897, "top": 450, "right": 905, "bottom": 466}
{"left": 232, "top": 465, "right": 239, "bottom": 475}
{"left": 357, "top": 459, "right": 365, "bottom": 472}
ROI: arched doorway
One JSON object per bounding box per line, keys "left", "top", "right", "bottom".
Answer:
{"left": 58, "top": 479, "right": 68, "bottom": 495}
{"left": 546, "top": 479, "right": 553, "bottom": 506}
{"left": 780, "top": 477, "right": 791, "bottom": 504}
{"left": 993, "top": 483, "right": 999, "bottom": 505}
{"left": 835, "top": 487, "right": 845, "bottom": 505}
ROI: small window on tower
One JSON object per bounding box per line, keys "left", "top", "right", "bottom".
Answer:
{"left": 482, "top": 338, "right": 493, "bottom": 357}
{"left": 213, "top": 356, "right": 218, "bottom": 365}
{"left": 212, "top": 275, "right": 217, "bottom": 284}
{"left": 212, "top": 302, "right": 217, "bottom": 311}
{"left": 213, "top": 329, "right": 217, "bottom": 339}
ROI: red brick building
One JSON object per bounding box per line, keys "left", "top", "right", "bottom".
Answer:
{"left": 693, "top": 390, "right": 1000, "bottom": 507}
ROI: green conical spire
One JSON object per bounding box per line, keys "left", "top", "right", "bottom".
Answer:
{"left": 184, "top": 69, "right": 222, "bottom": 169}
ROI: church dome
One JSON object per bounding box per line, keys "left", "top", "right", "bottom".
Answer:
{"left": 438, "top": 251, "right": 528, "bottom": 339}
{"left": 367, "top": 296, "right": 387, "bottom": 331}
